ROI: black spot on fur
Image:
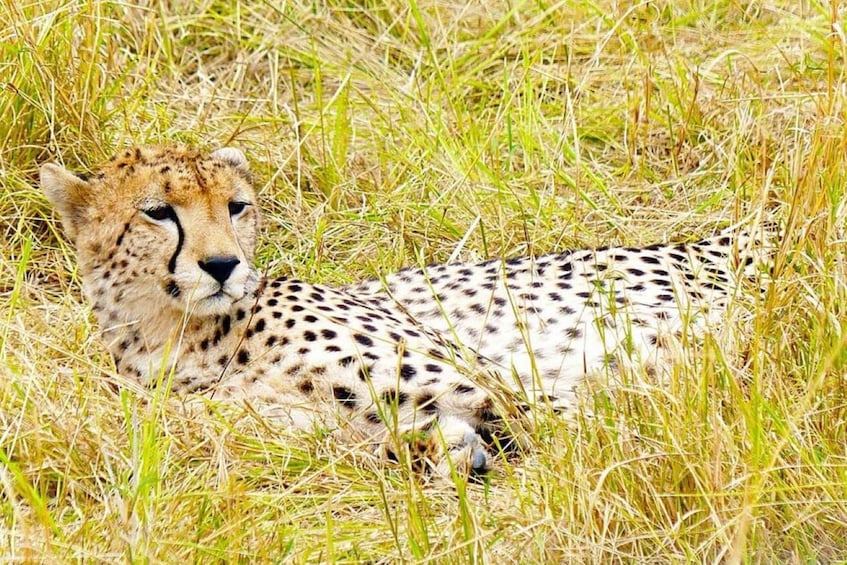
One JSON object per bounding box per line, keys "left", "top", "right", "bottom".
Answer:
{"left": 298, "top": 380, "right": 314, "bottom": 394}
{"left": 669, "top": 252, "right": 687, "bottom": 263}
{"left": 354, "top": 334, "right": 373, "bottom": 347}
{"left": 415, "top": 393, "right": 438, "bottom": 414}
{"left": 382, "top": 389, "right": 409, "bottom": 405}
{"left": 427, "top": 348, "right": 447, "bottom": 361}
{"left": 165, "top": 281, "right": 181, "bottom": 297}
{"left": 332, "top": 386, "right": 357, "bottom": 408}
{"left": 566, "top": 327, "right": 582, "bottom": 339}
{"left": 400, "top": 364, "right": 416, "bottom": 381}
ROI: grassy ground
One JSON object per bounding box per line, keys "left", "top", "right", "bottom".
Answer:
{"left": 1, "top": 0, "right": 846, "bottom": 561}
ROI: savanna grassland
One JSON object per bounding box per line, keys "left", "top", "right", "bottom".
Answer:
{"left": 2, "top": 0, "right": 847, "bottom": 562}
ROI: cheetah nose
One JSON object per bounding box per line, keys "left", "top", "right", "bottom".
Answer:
{"left": 198, "top": 256, "right": 240, "bottom": 284}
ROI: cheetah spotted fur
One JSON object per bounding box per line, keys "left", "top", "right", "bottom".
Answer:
{"left": 40, "top": 146, "right": 774, "bottom": 476}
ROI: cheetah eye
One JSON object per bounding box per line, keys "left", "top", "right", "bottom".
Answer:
{"left": 228, "top": 201, "right": 249, "bottom": 216}
{"left": 141, "top": 204, "right": 176, "bottom": 222}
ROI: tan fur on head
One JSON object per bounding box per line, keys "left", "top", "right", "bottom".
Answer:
{"left": 40, "top": 163, "right": 92, "bottom": 240}
{"left": 38, "top": 146, "right": 261, "bottom": 337}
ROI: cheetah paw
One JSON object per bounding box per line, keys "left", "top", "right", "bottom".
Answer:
{"left": 442, "top": 431, "right": 492, "bottom": 478}
{"left": 436, "top": 418, "right": 493, "bottom": 478}
{"left": 380, "top": 423, "right": 493, "bottom": 478}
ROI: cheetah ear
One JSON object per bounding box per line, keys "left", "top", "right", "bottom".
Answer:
{"left": 40, "top": 162, "right": 92, "bottom": 240}
{"left": 210, "top": 147, "right": 250, "bottom": 175}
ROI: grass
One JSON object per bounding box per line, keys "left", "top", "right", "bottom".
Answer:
{"left": 1, "top": 0, "right": 847, "bottom": 561}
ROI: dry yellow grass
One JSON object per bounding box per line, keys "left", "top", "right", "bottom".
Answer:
{"left": 2, "top": 0, "right": 847, "bottom": 561}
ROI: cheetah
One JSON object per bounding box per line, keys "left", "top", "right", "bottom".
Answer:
{"left": 39, "top": 146, "right": 774, "bottom": 476}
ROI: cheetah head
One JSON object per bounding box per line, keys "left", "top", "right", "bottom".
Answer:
{"left": 40, "top": 146, "right": 260, "bottom": 323}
